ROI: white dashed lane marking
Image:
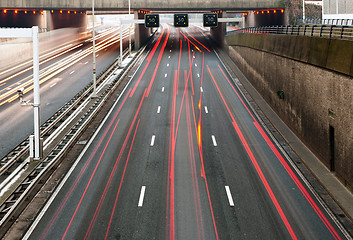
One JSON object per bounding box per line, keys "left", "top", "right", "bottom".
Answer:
{"left": 138, "top": 186, "right": 146, "bottom": 207}
{"left": 150, "top": 135, "right": 156, "bottom": 146}
{"left": 212, "top": 135, "right": 217, "bottom": 146}
{"left": 225, "top": 186, "right": 235, "bottom": 206}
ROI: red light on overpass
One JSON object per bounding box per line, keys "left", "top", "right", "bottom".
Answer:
{"left": 33, "top": 11, "right": 36, "bottom": 14}
{"left": 3, "top": 10, "right": 7, "bottom": 14}
{"left": 60, "top": 10, "right": 63, "bottom": 14}
{"left": 41, "top": 11, "right": 44, "bottom": 15}
{"left": 262, "top": 11, "right": 264, "bottom": 14}
{"left": 74, "top": 11, "right": 77, "bottom": 14}
{"left": 281, "top": 9, "right": 284, "bottom": 13}
{"left": 267, "top": 10, "right": 270, "bottom": 13}
{"left": 274, "top": 10, "right": 276, "bottom": 13}
{"left": 15, "top": 10, "right": 18, "bottom": 14}
{"left": 68, "top": 11, "right": 70, "bottom": 14}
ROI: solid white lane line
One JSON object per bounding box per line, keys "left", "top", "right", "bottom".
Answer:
{"left": 138, "top": 186, "right": 146, "bottom": 207}
{"left": 165, "top": 74, "right": 168, "bottom": 78}
{"left": 50, "top": 83, "right": 57, "bottom": 88}
{"left": 212, "top": 135, "right": 217, "bottom": 146}
{"left": 204, "top": 106, "right": 208, "bottom": 114}
{"left": 70, "top": 71, "right": 75, "bottom": 75}
{"left": 197, "top": 73, "right": 200, "bottom": 78}
{"left": 200, "top": 87, "right": 203, "bottom": 92}
{"left": 150, "top": 135, "right": 156, "bottom": 146}
{"left": 225, "top": 186, "right": 235, "bottom": 206}
{"left": 157, "top": 106, "right": 161, "bottom": 114}
{"left": 0, "top": 83, "right": 6, "bottom": 87}
{"left": 195, "top": 63, "right": 197, "bottom": 67}
{"left": 162, "top": 87, "right": 165, "bottom": 92}
{"left": 84, "top": 61, "right": 88, "bottom": 64}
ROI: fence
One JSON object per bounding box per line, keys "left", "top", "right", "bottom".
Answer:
{"left": 297, "top": 18, "right": 353, "bottom": 26}
{"left": 232, "top": 25, "right": 353, "bottom": 40}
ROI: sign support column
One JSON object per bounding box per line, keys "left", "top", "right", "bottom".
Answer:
{"left": 92, "top": 0, "right": 97, "bottom": 98}
{"left": 32, "top": 26, "right": 41, "bottom": 161}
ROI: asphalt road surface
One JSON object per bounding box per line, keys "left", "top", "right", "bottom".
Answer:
{"left": 25, "top": 24, "right": 351, "bottom": 240}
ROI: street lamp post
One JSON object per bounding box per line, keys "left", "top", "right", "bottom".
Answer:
{"left": 128, "top": 0, "right": 131, "bottom": 54}
{"left": 303, "top": 0, "right": 306, "bottom": 20}
{"left": 0, "top": 27, "right": 42, "bottom": 161}
{"left": 92, "top": 0, "right": 97, "bottom": 98}
{"left": 120, "top": 18, "right": 123, "bottom": 67}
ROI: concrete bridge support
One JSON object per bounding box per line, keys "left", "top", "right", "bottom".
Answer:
{"left": 134, "top": 11, "right": 152, "bottom": 49}
{"left": 210, "top": 11, "right": 227, "bottom": 48}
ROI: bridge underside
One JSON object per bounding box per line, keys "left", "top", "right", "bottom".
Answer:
{"left": 0, "top": 0, "right": 283, "bottom": 11}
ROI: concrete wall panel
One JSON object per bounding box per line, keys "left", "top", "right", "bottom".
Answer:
{"left": 326, "top": 39, "right": 353, "bottom": 76}
{"left": 308, "top": 37, "right": 329, "bottom": 68}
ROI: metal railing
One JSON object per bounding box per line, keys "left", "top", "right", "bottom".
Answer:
{"left": 298, "top": 18, "right": 353, "bottom": 26}
{"left": 233, "top": 25, "right": 353, "bottom": 40}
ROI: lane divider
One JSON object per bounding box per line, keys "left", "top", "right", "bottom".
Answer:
{"left": 225, "top": 186, "right": 235, "bottom": 207}
{"left": 138, "top": 186, "right": 146, "bottom": 207}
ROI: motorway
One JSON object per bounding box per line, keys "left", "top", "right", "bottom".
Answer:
{"left": 0, "top": 25, "right": 130, "bottom": 159}
{"left": 24, "top": 24, "right": 351, "bottom": 239}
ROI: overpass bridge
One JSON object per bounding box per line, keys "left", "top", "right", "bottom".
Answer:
{"left": 0, "top": 0, "right": 286, "bottom": 48}
{"left": 0, "top": 0, "right": 283, "bottom": 10}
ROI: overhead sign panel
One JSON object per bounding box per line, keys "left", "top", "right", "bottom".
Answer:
{"left": 203, "top": 13, "right": 218, "bottom": 27}
{"left": 174, "top": 14, "right": 189, "bottom": 27}
{"left": 145, "top": 14, "right": 160, "bottom": 28}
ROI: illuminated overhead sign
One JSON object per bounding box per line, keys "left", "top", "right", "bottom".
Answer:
{"left": 203, "top": 13, "right": 218, "bottom": 27}
{"left": 174, "top": 14, "right": 188, "bottom": 27}
{"left": 145, "top": 14, "right": 160, "bottom": 27}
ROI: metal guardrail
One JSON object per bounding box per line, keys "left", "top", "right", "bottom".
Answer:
{"left": 233, "top": 25, "right": 353, "bottom": 40}
{"left": 298, "top": 18, "right": 353, "bottom": 26}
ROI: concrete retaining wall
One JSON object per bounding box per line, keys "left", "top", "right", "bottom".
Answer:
{"left": 226, "top": 33, "right": 353, "bottom": 191}
{"left": 227, "top": 33, "right": 353, "bottom": 76}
